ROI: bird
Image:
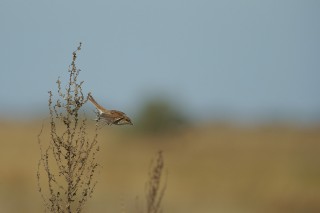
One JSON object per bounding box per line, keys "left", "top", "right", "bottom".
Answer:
{"left": 88, "top": 94, "right": 133, "bottom": 125}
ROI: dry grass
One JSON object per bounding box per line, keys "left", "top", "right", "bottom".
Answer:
{"left": 0, "top": 121, "right": 319, "bottom": 213}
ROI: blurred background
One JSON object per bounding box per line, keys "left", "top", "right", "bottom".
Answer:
{"left": 1, "top": 0, "right": 320, "bottom": 212}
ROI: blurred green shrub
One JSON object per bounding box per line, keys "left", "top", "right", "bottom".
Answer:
{"left": 135, "top": 98, "right": 188, "bottom": 134}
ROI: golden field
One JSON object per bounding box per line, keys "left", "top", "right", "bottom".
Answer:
{"left": 0, "top": 120, "right": 319, "bottom": 213}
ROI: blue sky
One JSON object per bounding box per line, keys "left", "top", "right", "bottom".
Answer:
{"left": 1, "top": 0, "right": 319, "bottom": 123}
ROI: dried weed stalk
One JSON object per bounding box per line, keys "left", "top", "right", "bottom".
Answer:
{"left": 37, "top": 43, "right": 100, "bottom": 213}
{"left": 136, "top": 151, "right": 167, "bottom": 213}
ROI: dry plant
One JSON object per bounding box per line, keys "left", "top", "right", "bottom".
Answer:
{"left": 37, "top": 43, "right": 100, "bottom": 213}
{"left": 135, "top": 151, "right": 167, "bottom": 213}
{"left": 145, "top": 150, "right": 167, "bottom": 213}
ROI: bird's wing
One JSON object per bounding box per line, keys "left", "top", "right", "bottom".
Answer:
{"left": 109, "top": 110, "right": 126, "bottom": 116}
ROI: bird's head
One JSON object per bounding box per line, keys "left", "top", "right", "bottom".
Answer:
{"left": 115, "top": 115, "right": 133, "bottom": 125}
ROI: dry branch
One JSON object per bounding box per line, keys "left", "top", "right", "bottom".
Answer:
{"left": 37, "top": 43, "right": 100, "bottom": 213}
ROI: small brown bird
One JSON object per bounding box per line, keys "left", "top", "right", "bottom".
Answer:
{"left": 88, "top": 94, "right": 133, "bottom": 125}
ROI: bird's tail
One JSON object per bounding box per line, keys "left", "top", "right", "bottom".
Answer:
{"left": 88, "top": 94, "right": 107, "bottom": 112}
